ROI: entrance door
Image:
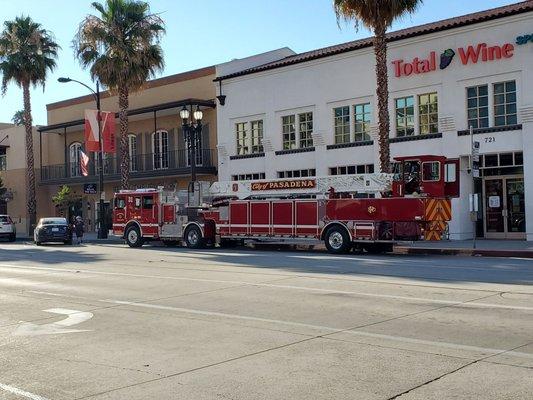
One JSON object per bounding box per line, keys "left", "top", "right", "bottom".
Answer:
{"left": 483, "top": 176, "right": 525, "bottom": 239}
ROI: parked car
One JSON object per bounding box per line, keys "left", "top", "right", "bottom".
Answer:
{"left": 0, "top": 215, "right": 16, "bottom": 242}
{"left": 34, "top": 217, "right": 72, "bottom": 245}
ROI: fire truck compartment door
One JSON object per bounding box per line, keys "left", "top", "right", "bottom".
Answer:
{"left": 229, "top": 202, "right": 248, "bottom": 235}
{"left": 295, "top": 201, "right": 318, "bottom": 237}
{"left": 272, "top": 201, "right": 293, "bottom": 236}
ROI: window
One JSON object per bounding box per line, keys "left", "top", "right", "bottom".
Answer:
{"left": 466, "top": 85, "right": 489, "bottom": 129}
{"left": 0, "top": 148, "right": 6, "bottom": 171}
{"left": 152, "top": 130, "right": 168, "bottom": 170}
{"left": 277, "top": 169, "right": 316, "bottom": 178}
{"left": 329, "top": 164, "right": 374, "bottom": 175}
{"left": 134, "top": 197, "right": 141, "bottom": 208}
{"left": 236, "top": 120, "right": 263, "bottom": 155}
{"left": 69, "top": 142, "right": 82, "bottom": 177}
{"left": 231, "top": 172, "right": 266, "bottom": 181}
{"left": 142, "top": 196, "right": 154, "bottom": 209}
{"left": 128, "top": 134, "right": 137, "bottom": 172}
{"left": 395, "top": 96, "right": 415, "bottom": 137}
{"left": 250, "top": 120, "right": 264, "bottom": 153}
{"left": 422, "top": 161, "right": 440, "bottom": 181}
{"left": 418, "top": 93, "right": 438, "bottom": 134}
{"left": 445, "top": 163, "right": 457, "bottom": 183}
{"left": 299, "top": 112, "right": 313, "bottom": 148}
{"left": 114, "top": 198, "right": 126, "bottom": 209}
{"left": 354, "top": 103, "right": 371, "bottom": 142}
{"left": 94, "top": 152, "right": 111, "bottom": 175}
{"left": 236, "top": 123, "right": 247, "bottom": 155}
{"left": 334, "top": 106, "right": 350, "bottom": 144}
{"left": 282, "top": 115, "right": 296, "bottom": 150}
{"left": 494, "top": 81, "right": 517, "bottom": 126}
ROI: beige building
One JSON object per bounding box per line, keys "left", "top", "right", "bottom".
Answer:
{"left": 0, "top": 123, "right": 45, "bottom": 236}
{"left": 37, "top": 65, "right": 218, "bottom": 232}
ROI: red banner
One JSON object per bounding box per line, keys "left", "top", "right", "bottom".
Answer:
{"left": 84, "top": 110, "right": 116, "bottom": 153}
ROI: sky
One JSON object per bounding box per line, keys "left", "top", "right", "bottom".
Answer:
{"left": 0, "top": 0, "right": 519, "bottom": 125}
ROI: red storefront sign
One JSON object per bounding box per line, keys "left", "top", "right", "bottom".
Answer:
{"left": 392, "top": 42, "right": 515, "bottom": 78}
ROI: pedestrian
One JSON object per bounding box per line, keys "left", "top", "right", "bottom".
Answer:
{"left": 74, "top": 216, "right": 85, "bottom": 244}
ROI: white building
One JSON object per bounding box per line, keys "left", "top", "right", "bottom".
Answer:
{"left": 215, "top": 2, "right": 533, "bottom": 241}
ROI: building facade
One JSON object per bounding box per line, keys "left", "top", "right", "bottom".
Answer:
{"left": 0, "top": 123, "right": 46, "bottom": 236}
{"left": 37, "top": 66, "right": 219, "bottom": 232}
{"left": 215, "top": 2, "right": 533, "bottom": 241}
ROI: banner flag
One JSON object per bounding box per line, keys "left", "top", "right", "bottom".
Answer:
{"left": 84, "top": 109, "right": 116, "bottom": 153}
{"left": 84, "top": 110, "right": 100, "bottom": 152}
{"left": 80, "top": 150, "right": 90, "bottom": 177}
{"left": 101, "top": 111, "right": 116, "bottom": 154}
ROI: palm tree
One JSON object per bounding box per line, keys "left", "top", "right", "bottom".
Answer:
{"left": 0, "top": 16, "right": 59, "bottom": 233}
{"left": 11, "top": 110, "right": 25, "bottom": 126}
{"left": 334, "top": 0, "right": 422, "bottom": 173}
{"left": 74, "top": 0, "right": 165, "bottom": 189}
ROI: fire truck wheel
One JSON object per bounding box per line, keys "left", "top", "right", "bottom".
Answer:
{"left": 125, "top": 226, "right": 144, "bottom": 248}
{"left": 324, "top": 226, "right": 351, "bottom": 254}
{"left": 184, "top": 225, "right": 204, "bottom": 249}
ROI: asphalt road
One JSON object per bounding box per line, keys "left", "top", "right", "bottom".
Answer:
{"left": 0, "top": 242, "right": 532, "bottom": 400}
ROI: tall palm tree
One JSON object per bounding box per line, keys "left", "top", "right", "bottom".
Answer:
{"left": 0, "top": 16, "right": 59, "bottom": 233}
{"left": 74, "top": 0, "right": 165, "bottom": 189}
{"left": 334, "top": 0, "right": 422, "bottom": 173}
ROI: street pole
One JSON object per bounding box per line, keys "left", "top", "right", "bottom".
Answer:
{"left": 470, "top": 125, "right": 477, "bottom": 250}
{"left": 190, "top": 105, "right": 198, "bottom": 184}
{"left": 96, "top": 82, "right": 107, "bottom": 239}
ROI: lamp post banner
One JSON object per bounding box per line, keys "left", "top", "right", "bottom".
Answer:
{"left": 84, "top": 109, "right": 100, "bottom": 152}
{"left": 84, "top": 110, "right": 116, "bottom": 153}
{"left": 101, "top": 111, "right": 116, "bottom": 154}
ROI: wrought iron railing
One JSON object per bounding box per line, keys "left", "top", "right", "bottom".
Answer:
{"left": 41, "top": 148, "right": 215, "bottom": 182}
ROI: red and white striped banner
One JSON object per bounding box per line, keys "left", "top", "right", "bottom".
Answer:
{"left": 84, "top": 109, "right": 116, "bottom": 153}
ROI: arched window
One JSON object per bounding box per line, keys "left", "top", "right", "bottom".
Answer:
{"left": 128, "top": 134, "right": 137, "bottom": 172}
{"left": 152, "top": 130, "right": 168, "bottom": 170}
{"left": 69, "top": 142, "right": 82, "bottom": 177}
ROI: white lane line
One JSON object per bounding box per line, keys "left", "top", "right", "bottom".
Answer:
{"left": 107, "top": 300, "right": 533, "bottom": 361}
{"left": 0, "top": 383, "right": 50, "bottom": 400}
{"left": 1, "top": 262, "right": 527, "bottom": 312}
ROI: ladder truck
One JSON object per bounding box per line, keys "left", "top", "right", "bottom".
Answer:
{"left": 112, "top": 155, "right": 460, "bottom": 254}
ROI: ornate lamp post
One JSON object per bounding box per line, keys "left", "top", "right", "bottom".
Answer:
{"left": 58, "top": 77, "right": 108, "bottom": 239}
{"left": 179, "top": 105, "right": 203, "bottom": 204}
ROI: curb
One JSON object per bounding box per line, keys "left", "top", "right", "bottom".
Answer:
{"left": 394, "top": 246, "right": 533, "bottom": 259}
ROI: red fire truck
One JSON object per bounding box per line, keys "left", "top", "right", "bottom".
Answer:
{"left": 113, "top": 155, "right": 459, "bottom": 254}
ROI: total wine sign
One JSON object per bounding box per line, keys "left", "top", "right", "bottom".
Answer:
{"left": 392, "top": 41, "right": 515, "bottom": 78}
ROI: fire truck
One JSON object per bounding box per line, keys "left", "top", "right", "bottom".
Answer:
{"left": 112, "top": 155, "right": 459, "bottom": 254}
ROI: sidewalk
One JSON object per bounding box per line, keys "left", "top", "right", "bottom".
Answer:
{"left": 395, "top": 239, "right": 533, "bottom": 258}
{"left": 80, "top": 232, "right": 124, "bottom": 244}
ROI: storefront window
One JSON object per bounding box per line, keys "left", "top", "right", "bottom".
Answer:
{"left": 418, "top": 93, "right": 438, "bottom": 134}
{"left": 395, "top": 96, "right": 414, "bottom": 137}
{"left": 334, "top": 106, "right": 350, "bottom": 144}
{"left": 354, "top": 103, "right": 371, "bottom": 142}
{"left": 282, "top": 115, "right": 296, "bottom": 150}
{"left": 494, "top": 80, "right": 517, "bottom": 126}
{"left": 466, "top": 85, "right": 488, "bottom": 129}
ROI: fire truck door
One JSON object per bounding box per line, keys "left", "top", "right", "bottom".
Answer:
{"left": 141, "top": 195, "right": 158, "bottom": 236}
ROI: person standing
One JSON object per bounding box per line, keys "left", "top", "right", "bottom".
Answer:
{"left": 74, "top": 216, "right": 85, "bottom": 244}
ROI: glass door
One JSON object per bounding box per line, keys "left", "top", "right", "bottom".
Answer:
{"left": 483, "top": 176, "right": 525, "bottom": 239}
{"left": 506, "top": 178, "right": 526, "bottom": 238}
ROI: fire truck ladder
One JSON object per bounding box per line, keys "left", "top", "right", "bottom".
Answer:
{"left": 210, "top": 173, "right": 393, "bottom": 200}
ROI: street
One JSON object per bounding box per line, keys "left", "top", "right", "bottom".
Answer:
{"left": 0, "top": 242, "right": 532, "bottom": 400}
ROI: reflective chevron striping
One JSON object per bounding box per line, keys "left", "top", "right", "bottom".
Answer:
{"left": 425, "top": 199, "right": 452, "bottom": 221}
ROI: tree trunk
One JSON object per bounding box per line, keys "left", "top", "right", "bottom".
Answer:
{"left": 22, "top": 82, "right": 37, "bottom": 235}
{"left": 118, "top": 86, "right": 130, "bottom": 189}
{"left": 373, "top": 26, "right": 391, "bottom": 173}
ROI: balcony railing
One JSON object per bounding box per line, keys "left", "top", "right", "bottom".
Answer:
{"left": 41, "top": 148, "right": 216, "bottom": 183}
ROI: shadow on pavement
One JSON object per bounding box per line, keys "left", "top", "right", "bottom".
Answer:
{"left": 135, "top": 243, "right": 533, "bottom": 286}
{"left": 0, "top": 242, "right": 104, "bottom": 265}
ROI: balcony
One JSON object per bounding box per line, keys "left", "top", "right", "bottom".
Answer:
{"left": 40, "top": 148, "right": 216, "bottom": 185}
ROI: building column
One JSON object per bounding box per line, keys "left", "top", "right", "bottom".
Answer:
{"left": 520, "top": 112, "right": 533, "bottom": 241}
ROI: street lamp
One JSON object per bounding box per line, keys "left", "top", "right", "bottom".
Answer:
{"left": 58, "top": 77, "right": 108, "bottom": 239}
{"left": 179, "top": 105, "right": 203, "bottom": 205}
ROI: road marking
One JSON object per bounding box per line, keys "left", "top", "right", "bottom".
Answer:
{"left": 108, "top": 300, "right": 533, "bottom": 360}
{"left": 0, "top": 383, "right": 50, "bottom": 400}
{"left": 13, "top": 308, "right": 93, "bottom": 336}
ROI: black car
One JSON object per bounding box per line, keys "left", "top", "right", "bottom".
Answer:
{"left": 34, "top": 217, "right": 73, "bottom": 245}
